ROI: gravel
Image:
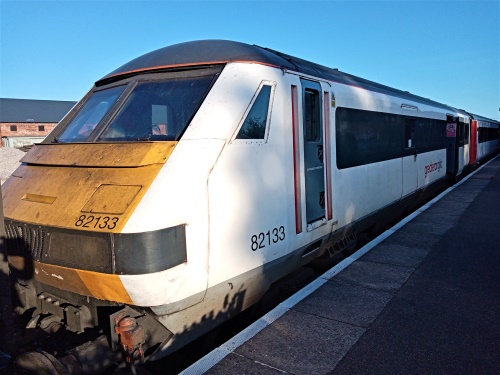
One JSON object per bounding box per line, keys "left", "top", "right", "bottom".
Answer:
{"left": 0, "top": 147, "right": 25, "bottom": 185}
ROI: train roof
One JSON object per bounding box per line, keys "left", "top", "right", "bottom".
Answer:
{"left": 98, "top": 40, "right": 456, "bottom": 113}
{"left": 467, "top": 112, "right": 500, "bottom": 126}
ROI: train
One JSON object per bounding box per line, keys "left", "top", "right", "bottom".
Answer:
{"left": 2, "top": 40, "right": 499, "bottom": 365}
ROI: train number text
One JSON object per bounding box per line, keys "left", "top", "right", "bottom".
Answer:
{"left": 251, "top": 226, "right": 285, "bottom": 251}
{"left": 75, "top": 214, "right": 119, "bottom": 230}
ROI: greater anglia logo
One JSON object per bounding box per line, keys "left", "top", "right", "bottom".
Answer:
{"left": 424, "top": 160, "right": 443, "bottom": 178}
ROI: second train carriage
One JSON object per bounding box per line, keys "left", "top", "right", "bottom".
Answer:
{"left": 2, "top": 40, "right": 499, "bottom": 362}
{"left": 469, "top": 113, "right": 500, "bottom": 164}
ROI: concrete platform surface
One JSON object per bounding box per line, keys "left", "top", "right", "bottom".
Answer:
{"left": 184, "top": 156, "right": 500, "bottom": 375}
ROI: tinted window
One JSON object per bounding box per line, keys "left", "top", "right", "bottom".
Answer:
{"left": 479, "top": 127, "right": 500, "bottom": 143}
{"left": 416, "top": 118, "right": 445, "bottom": 153}
{"left": 336, "top": 108, "right": 447, "bottom": 169}
{"left": 457, "top": 122, "right": 465, "bottom": 147}
{"left": 336, "top": 108, "right": 401, "bottom": 169}
{"left": 304, "top": 89, "right": 320, "bottom": 141}
{"left": 236, "top": 85, "right": 272, "bottom": 140}
{"left": 405, "top": 118, "right": 415, "bottom": 148}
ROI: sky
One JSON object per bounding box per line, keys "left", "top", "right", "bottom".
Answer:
{"left": 1, "top": 0, "right": 499, "bottom": 120}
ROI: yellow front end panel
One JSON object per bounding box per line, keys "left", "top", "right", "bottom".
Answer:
{"left": 9, "top": 255, "right": 134, "bottom": 304}
{"left": 3, "top": 142, "right": 177, "bottom": 303}
{"left": 2, "top": 142, "right": 176, "bottom": 233}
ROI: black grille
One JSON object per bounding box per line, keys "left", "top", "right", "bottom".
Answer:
{"left": 3, "top": 219, "right": 187, "bottom": 275}
{"left": 4, "top": 220, "right": 45, "bottom": 260}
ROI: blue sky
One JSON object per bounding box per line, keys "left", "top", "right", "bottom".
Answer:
{"left": 1, "top": 0, "right": 499, "bottom": 120}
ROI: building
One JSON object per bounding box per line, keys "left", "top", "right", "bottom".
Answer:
{"left": 0, "top": 98, "right": 76, "bottom": 148}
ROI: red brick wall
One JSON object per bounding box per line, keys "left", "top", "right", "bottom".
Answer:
{"left": 0, "top": 122, "right": 57, "bottom": 138}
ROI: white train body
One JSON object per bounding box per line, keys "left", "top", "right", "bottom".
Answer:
{"left": 474, "top": 117, "right": 500, "bottom": 162}
{"left": 3, "top": 40, "right": 499, "bottom": 361}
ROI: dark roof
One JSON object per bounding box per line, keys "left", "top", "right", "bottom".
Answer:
{"left": 0, "top": 98, "right": 76, "bottom": 123}
{"left": 99, "top": 40, "right": 296, "bottom": 82}
{"left": 97, "top": 40, "right": 457, "bottom": 113}
{"left": 467, "top": 112, "right": 500, "bottom": 126}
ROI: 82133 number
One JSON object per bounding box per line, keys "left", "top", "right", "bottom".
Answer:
{"left": 251, "top": 226, "right": 285, "bottom": 251}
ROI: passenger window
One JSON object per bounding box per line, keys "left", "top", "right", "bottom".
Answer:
{"left": 236, "top": 84, "right": 272, "bottom": 140}
{"left": 405, "top": 118, "right": 415, "bottom": 148}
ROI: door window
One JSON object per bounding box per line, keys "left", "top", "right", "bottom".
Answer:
{"left": 405, "top": 118, "right": 416, "bottom": 149}
{"left": 304, "top": 89, "right": 320, "bottom": 142}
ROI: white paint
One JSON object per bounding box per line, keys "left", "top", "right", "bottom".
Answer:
{"left": 105, "top": 60, "right": 498, "bottom": 355}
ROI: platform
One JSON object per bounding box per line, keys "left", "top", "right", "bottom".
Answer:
{"left": 183, "top": 155, "right": 500, "bottom": 375}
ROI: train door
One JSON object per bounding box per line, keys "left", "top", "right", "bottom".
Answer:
{"left": 463, "top": 120, "right": 470, "bottom": 168}
{"left": 402, "top": 117, "right": 418, "bottom": 196}
{"left": 301, "top": 79, "right": 326, "bottom": 226}
{"left": 456, "top": 118, "right": 466, "bottom": 174}
{"left": 470, "top": 120, "right": 477, "bottom": 165}
{"left": 445, "top": 115, "right": 458, "bottom": 175}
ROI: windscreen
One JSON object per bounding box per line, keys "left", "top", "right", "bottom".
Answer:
{"left": 99, "top": 76, "right": 213, "bottom": 141}
{"left": 54, "top": 72, "right": 215, "bottom": 143}
{"left": 58, "top": 86, "right": 125, "bottom": 142}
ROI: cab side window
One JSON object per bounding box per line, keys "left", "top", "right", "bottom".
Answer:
{"left": 236, "top": 84, "right": 273, "bottom": 140}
